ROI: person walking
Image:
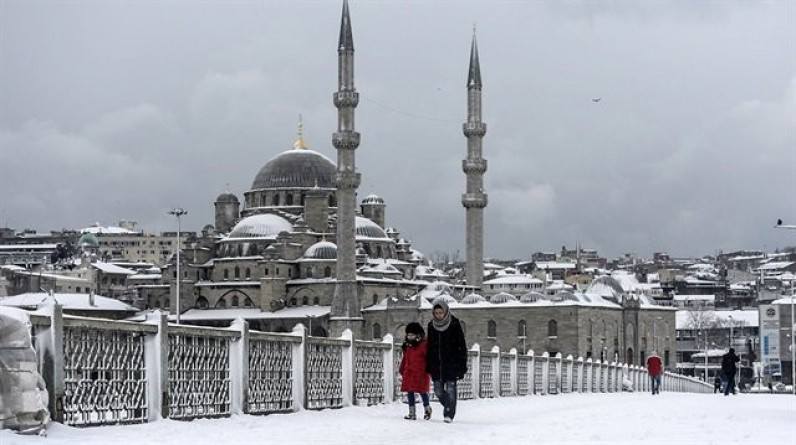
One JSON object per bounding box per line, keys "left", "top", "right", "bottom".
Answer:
{"left": 646, "top": 351, "right": 663, "bottom": 395}
{"left": 714, "top": 374, "right": 723, "bottom": 394}
{"left": 426, "top": 298, "right": 468, "bottom": 423}
{"left": 399, "top": 322, "right": 432, "bottom": 421}
{"left": 721, "top": 348, "right": 740, "bottom": 396}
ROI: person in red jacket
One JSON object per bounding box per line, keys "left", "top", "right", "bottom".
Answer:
{"left": 399, "top": 322, "right": 432, "bottom": 420}
{"left": 646, "top": 352, "right": 663, "bottom": 395}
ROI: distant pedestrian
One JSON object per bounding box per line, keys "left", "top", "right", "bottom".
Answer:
{"left": 713, "top": 374, "right": 722, "bottom": 394}
{"left": 721, "top": 348, "right": 740, "bottom": 396}
{"left": 646, "top": 352, "right": 663, "bottom": 395}
{"left": 426, "top": 298, "right": 468, "bottom": 423}
{"left": 399, "top": 322, "right": 432, "bottom": 421}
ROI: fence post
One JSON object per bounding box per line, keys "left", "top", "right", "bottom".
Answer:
{"left": 144, "top": 310, "right": 168, "bottom": 421}
{"left": 527, "top": 350, "right": 535, "bottom": 395}
{"left": 585, "top": 358, "right": 593, "bottom": 393}
{"left": 509, "top": 348, "right": 518, "bottom": 397}
{"left": 565, "top": 355, "right": 574, "bottom": 393}
{"left": 382, "top": 334, "right": 395, "bottom": 403}
{"left": 292, "top": 323, "right": 306, "bottom": 411}
{"left": 554, "top": 353, "right": 563, "bottom": 393}
{"left": 37, "top": 304, "right": 64, "bottom": 423}
{"left": 540, "top": 352, "right": 550, "bottom": 395}
{"left": 470, "top": 343, "right": 481, "bottom": 399}
{"left": 228, "top": 318, "right": 249, "bottom": 415}
{"left": 576, "top": 357, "right": 584, "bottom": 393}
{"left": 491, "top": 346, "right": 501, "bottom": 397}
{"left": 341, "top": 329, "right": 355, "bottom": 406}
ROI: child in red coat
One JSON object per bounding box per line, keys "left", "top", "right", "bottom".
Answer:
{"left": 399, "top": 322, "right": 432, "bottom": 420}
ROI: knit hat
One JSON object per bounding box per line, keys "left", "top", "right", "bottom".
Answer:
{"left": 405, "top": 322, "right": 425, "bottom": 337}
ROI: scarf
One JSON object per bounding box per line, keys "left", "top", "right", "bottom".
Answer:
{"left": 431, "top": 298, "right": 452, "bottom": 332}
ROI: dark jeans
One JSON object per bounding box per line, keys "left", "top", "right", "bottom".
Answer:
{"left": 407, "top": 392, "right": 430, "bottom": 406}
{"left": 433, "top": 380, "right": 458, "bottom": 419}
{"left": 723, "top": 372, "right": 736, "bottom": 395}
{"left": 650, "top": 375, "right": 661, "bottom": 394}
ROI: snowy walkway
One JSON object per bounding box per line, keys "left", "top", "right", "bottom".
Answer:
{"left": 3, "top": 392, "right": 795, "bottom": 445}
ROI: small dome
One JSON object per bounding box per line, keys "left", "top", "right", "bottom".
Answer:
{"left": 215, "top": 192, "right": 239, "bottom": 203}
{"left": 550, "top": 291, "right": 579, "bottom": 302}
{"left": 251, "top": 149, "right": 336, "bottom": 190}
{"left": 78, "top": 232, "right": 99, "bottom": 247}
{"left": 433, "top": 294, "right": 457, "bottom": 304}
{"left": 586, "top": 276, "right": 625, "bottom": 299}
{"left": 461, "top": 293, "right": 486, "bottom": 304}
{"left": 362, "top": 194, "right": 384, "bottom": 205}
{"left": 355, "top": 216, "right": 388, "bottom": 239}
{"left": 490, "top": 292, "right": 517, "bottom": 304}
{"left": 520, "top": 291, "right": 546, "bottom": 303}
{"left": 228, "top": 214, "right": 293, "bottom": 239}
{"left": 304, "top": 241, "right": 337, "bottom": 260}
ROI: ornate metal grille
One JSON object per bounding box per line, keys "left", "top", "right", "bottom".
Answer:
{"left": 547, "top": 358, "right": 558, "bottom": 395}
{"left": 571, "top": 363, "right": 580, "bottom": 393}
{"left": 533, "top": 358, "right": 545, "bottom": 394}
{"left": 517, "top": 356, "right": 530, "bottom": 395}
{"left": 600, "top": 364, "right": 608, "bottom": 392}
{"left": 393, "top": 344, "right": 404, "bottom": 400}
{"left": 305, "top": 340, "right": 343, "bottom": 410}
{"left": 478, "top": 355, "right": 494, "bottom": 398}
{"left": 499, "top": 355, "right": 512, "bottom": 396}
{"left": 354, "top": 344, "right": 385, "bottom": 405}
{"left": 248, "top": 338, "right": 293, "bottom": 414}
{"left": 62, "top": 326, "right": 148, "bottom": 427}
{"left": 591, "top": 364, "right": 599, "bottom": 392}
{"left": 582, "top": 364, "right": 589, "bottom": 393}
{"left": 456, "top": 354, "right": 475, "bottom": 400}
{"left": 167, "top": 333, "right": 230, "bottom": 420}
{"left": 606, "top": 365, "right": 614, "bottom": 392}
{"left": 560, "top": 360, "right": 570, "bottom": 393}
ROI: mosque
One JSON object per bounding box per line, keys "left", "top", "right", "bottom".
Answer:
{"left": 137, "top": 0, "right": 676, "bottom": 368}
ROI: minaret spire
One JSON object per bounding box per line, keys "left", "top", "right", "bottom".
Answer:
{"left": 462, "top": 28, "right": 487, "bottom": 290}
{"left": 330, "top": 0, "right": 363, "bottom": 337}
{"left": 293, "top": 114, "right": 307, "bottom": 150}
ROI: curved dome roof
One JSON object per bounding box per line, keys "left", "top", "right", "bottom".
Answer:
{"left": 228, "top": 214, "right": 293, "bottom": 239}
{"left": 251, "top": 149, "right": 336, "bottom": 190}
{"left": 550, "top": 291, "right": 580, "bottom": 302}
{"left": 520, "top": 291, "right": 546, "bottom": 303}
{"left": 490, "top": 292, "right": 518, "bottom": 304}
{"left": 355, "top": 216, "right": 388, "bottom": 239}
{"left": 586, "top": 276, "right": 625, "bottom": 299}
{"left": 432, "top": 294, "right": 457, "bottom": 304}
{"left": 303, "top": 241, "right": 337, "bottom": 260}
{"left": 215, "top": 192, "right": 239, "bottom": 203}
{"left": 78, "top": 232, "right": 99, "bottom": 247}
{"left": 461, "top": 293, "right": 486, "bottom": 304}
{"left": 362, "top": 194, "right": 384, "bottom": 205}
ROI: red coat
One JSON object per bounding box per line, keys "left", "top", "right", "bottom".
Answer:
{"left": 399, "top": 339, "right": 430, "bottom": 393}
{"left": 647, "top": 355, "right": 663, "bottom": 376}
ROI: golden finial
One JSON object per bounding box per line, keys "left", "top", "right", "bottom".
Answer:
{"left": 293, "top": 114, "right": 307, "bottom": 150}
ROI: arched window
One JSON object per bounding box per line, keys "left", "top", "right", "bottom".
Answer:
{"left": 244, "top": 297, "right": 254, "bottom": 308}
{"left": 548, "top": 320, "right": 558, "bottom": 337}
{"left": 162, "top": 298, "right": 170, "bottom": 309}
{"left": 154, "top": 299, "right": 161, "bottom": 309}
{"left": 306, "top": 267, "right": 313, "bottom": 278}
{"left": 518, "top": 320, "right": 527, "bottom": 337}
{"left": 272, "top": 194, "right": 280, "bottom": 206}
{"left": 302, "top": 296, "right": 308, "bottom": 305}
{"left": 324, "top": 266, "right": 332, "bottom": 277}
{"left": 264, "top": 267, "right": 269, "bottom": 276}
{"left": 313, "top": 297, "right": 320, "bottom": 305}
{"left": 373, "top": 323, "right": 382, "bottom": 340}
{"left": 245, "top": 268, "right": 251, "bottom": 279}
{"left": 372, "top": 293, "right": 379, "bottom": 305}
{"left": 487, "top": 320, "right": 497, "bottom": 338}
{"left": 223, "top": 269, "right": 229, "bottom": 280}
{"left": 234, "top": 267, "right": 240, "bottom": 279}
{"left": 216, "top": 298, "right": 227, "bottom": 308}
{"left": 286, "top": 194, "right": 293, "bottom": 205}
{"left": 232, "top": 296, "right": 239, "bottom": 307}
{"left": 196, "top": 297, "right": 209, "bottom": 309}
{"left": 290, "top": 298, "right": 297, "bottom": 306}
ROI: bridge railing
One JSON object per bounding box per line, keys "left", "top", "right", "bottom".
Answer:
{"left": 28, "top": 306, "right": 712, "bottom": 429}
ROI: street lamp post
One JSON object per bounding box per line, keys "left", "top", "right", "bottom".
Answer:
{"left": 774, "top": 219, "right": 796, "bottom": 394}
{"left": 169, "top": 208, "right": 187, "bottom": 324}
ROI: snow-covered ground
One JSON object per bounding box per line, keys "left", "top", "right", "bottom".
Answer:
{"left": 3, "top": 392, "right": 794, "bottom": 445}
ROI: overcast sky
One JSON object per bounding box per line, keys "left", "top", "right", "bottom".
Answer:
{"left": 1, "top": 0, "right": 794, "bottom": 260}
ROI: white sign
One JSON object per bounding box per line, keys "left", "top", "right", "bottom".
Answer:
{"left": 759, "top": 305, "right": 780, "bottom": 366}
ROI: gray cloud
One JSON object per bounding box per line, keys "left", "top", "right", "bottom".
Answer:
{"left": 1, "top": 0, "right": 793, "bottom": 259}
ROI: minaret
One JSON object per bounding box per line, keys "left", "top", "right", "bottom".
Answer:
{"left": 330, "top": 0, "right": 363, "bottom": 337}
{"left": 462, "top": 29, "right": 487, "bottom": 289}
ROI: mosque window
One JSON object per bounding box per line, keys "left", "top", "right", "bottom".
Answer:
{"left": 232, "top": 296, "right": 239, "bottom": 307}
{"left": 224, "top": 269, "right": 229, "bottom": 280}
{"left": 244, "top": 297, "right": 254, "bottom": 308}
{"left": 302, "top": 296, "right": 308, "bottom": 305}
{"left": 264, "top": 267, "right": 269, "bottom": 276}
{"left": 272, "top": 194, "right": 280, "bottom": 206}
{"left": 154, "top": 300, "right": 161, "bottom": 309}
{"left": 286, "top": 194, "right": 294, "bottom": 205}
{"left": 313, "top": 297, "right": 319, "bottom": 305}
{"left": 245, "top": 268, "right": 251, "bottom": 279}
{"left": 373, "top": 323, "right": 382, "bottom": 340}
{"left": 235, "top": 267, "right": 240, "bottom": 279}
{"left": 306, "top": 267, "right": 313, "bottom": 278}
{"left": 163, "top": 299, "right": 170, "bottom": 309}
{"left": 487, "top": 320, "right": 497, "bottom": 338}
{"left": 518, "top": 320, "right": 527, "bottom": 338}
{"left": 216, "top": 298, "right": 227, "bottom": 308}
{"left": 372, "top": 294, "right": 378, "bottom": 305}
{"left": 196, "top": 297, "right": 209, "bottom": 309}
{"left": 664, "top": 349, "right": 670, "bottom": 366}
{"left": 548, "top": 320, "right": 558, "bottom": 338}
{"left": 324, "top": 266, "right": 332, "bottom": 277}
{"left": 289, "top": 298, "right": 297, "bottom": 306}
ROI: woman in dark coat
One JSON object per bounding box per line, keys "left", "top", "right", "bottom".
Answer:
{"left": 426, "top": 298, "right": 468, "bottom": 423}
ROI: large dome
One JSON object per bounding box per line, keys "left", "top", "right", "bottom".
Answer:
{"left": 228, "top": 214, "right": 293, "bottom": 239}
{"left": 251, "top": 149, "right": 336, "bottom": 189}
{"left": 355, "top": 216, "right": 388, "bottom": 239}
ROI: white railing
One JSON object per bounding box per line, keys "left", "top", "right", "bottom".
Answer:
{"left": 28, "top": 306, "right": 712, "bottom": 428}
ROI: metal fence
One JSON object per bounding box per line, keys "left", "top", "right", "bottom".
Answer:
{"left": 28, "top": 306, "right": 713, "bottom": 428}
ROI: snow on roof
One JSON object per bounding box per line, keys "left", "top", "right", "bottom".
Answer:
{"left": 675, "top": 309, "right": 759, "bottom": 329}
{"left": 0, "top": 292, "right": 137, "bottom": 311}
{"left": 176, "top": 305, "right": 331, "bottom": 321}
{"left": 610, "top": 271, "right": 642, "bottom": 292}
{"left": 127, "top": 274, "right": 162, "bottom": 280}
{"left": 673, "top": 294, "right": 715, "bottom": 301}
{"left": 772, "top": 296, "right": 796, "bottom": 305}
{"left": 483, "top": 275, "right": 543, "bottom": 285}
{"left": 534, "top": 262, "right": 576, "bottom": 270}
{"left": 757, "top": 261, "right": 794, "bottom": 271}
{"left": 81, "top": 224, "right": 138, "bottom": 234}
{"left": 92, "top": 262, "right": 136, "bottom": 275}
{"left": 1, "top": 265, "right": 26, "bottom": 271}
{"left": 0, "top": 244, "right": 58, "bottom": 250}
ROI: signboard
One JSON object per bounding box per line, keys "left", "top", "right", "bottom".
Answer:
{"left": 759, "top": 304, "right": 780, "bottom": 374}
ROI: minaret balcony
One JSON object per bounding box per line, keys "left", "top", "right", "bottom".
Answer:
{"left": 462, "top": 159, "right": 487, "bottom": 174}
{"left": 332, "top": 131, "right": 361, "bottom": 150}
{"left": 461, "top": 193, "right": 488, "bottom": 208}
{"left": 336, "top": 171, "right": 362, "bottom": 188}
{"left": 334, "top": 91, "right": 360, "bottom": 108}
{"left": 462, "top": 122, "right": 487, "bottom": 137}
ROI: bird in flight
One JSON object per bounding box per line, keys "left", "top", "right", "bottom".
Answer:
{"left": 592, "top": 98, "right": 602, "bottom": 103}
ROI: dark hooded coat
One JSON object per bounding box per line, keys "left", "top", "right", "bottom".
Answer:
{"left": 426, "top": 300, "right": 468, "bottom": 382}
